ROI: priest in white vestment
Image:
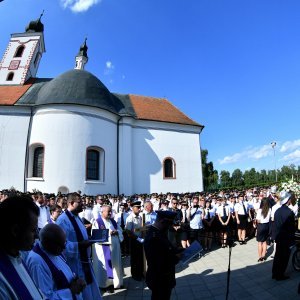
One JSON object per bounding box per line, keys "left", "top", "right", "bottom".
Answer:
{"left": 92, "top": 205, "right": 124, "bottom": 293}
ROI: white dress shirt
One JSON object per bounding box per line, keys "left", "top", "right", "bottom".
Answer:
{"left": 36, "top": 202, "right": 50, "bottom": 229}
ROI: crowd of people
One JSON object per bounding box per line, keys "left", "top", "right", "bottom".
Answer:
{"left": 0, "top": 185, "right": 298, "bottom": 299}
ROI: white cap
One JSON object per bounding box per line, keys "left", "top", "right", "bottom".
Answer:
{"left": 270, "top": 186, "right": 277, "bottom": 193}
{"left": 280, "top": 191, "right": 291, "bottom": 205}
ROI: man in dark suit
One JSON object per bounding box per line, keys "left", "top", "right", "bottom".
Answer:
{"left": 272, "top": 191, "right": 295, "bottom": 280}
{"left": 144, "top": 210, "right": 181, "bottom": 300}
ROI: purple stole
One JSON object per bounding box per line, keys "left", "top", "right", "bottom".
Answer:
{"left": 0, "top": 250, "right": 38, "bottom": 300}
{"left": 32, "top": 243, "right": 76, "bottom": 300}
{"left": 65, "top": 210, "right": 93, "bottom": 284}
{"left": 96, "top": 217, "right": 118, "bottom": 279}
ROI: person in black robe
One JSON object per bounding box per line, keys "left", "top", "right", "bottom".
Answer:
{"left": 144, "top": 210, "right": 181, "bottom": 300}
{"left": 272, "top": 191, "right": 296, "bottom": 280}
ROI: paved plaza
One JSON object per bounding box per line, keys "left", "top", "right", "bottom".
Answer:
{"left": 102, "top": 238, "right": 300, "bottom": 300}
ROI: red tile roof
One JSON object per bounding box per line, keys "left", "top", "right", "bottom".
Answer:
{"left": 0, "top": 79, "right": 34, "bottom": 105}
{"left": 129, "top": 94, "right": 202, "bottom": 127}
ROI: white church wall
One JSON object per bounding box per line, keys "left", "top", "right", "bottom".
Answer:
{"left": 118, "top": 117, "right": 134, "bottom": 195}
{"left": 26, "top": 105, "right": 118, "bottom": 195}
{"left": 131, "top": 120, "right": 203, "bottom": 194}
{"left": 0, "top": 107, "right": 31, "bottom": 191}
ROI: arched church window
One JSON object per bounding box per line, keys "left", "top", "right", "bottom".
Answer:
{"left": 32, "top": 146, "right": 44, "bottom": 178}
{"left": 6, "top": 72, "right": 14, "bottom": 81}
{"left": 86, "top": 147, "right": 105, "bottom": 181}
{"left": 14, "top": 45, "right": 25, "bottom": 58}
{"left": 163, "top": 157, "right": 176, "bottom": 179}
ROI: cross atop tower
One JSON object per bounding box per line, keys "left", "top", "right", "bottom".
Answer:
{"left": 75, "top": 38, "right": 88, "bottom": 70}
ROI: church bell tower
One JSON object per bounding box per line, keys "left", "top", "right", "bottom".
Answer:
{"left": 75, "top": 38, "right": 88, "bottom": 70}
{"left": 0, "top": 13, "right": 46, "bottom": 85}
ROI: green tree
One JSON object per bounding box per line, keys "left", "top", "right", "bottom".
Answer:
{"left": 258, "top": 169, "right": 268, "bottom": 185}
{"left": 267, "top": 170, "right": 276, "bottom": 183}
{"left": 231, "top": 169, "right": 244, "bottom": 187}
{"left": 220, "top": 170, "right": 231, "bottom": 188}
{"left": 243, "top": 168, "right": 258, "bottom": 186}
{"left": 279, "top": 165, "right": 295, "bottom": 181}
{"left": 201, "top": 149, "right": 219, "bottom": 190}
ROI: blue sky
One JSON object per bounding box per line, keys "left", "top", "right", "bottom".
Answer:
{"left": 1, "top": 0, "right": 300, "bottom": 175}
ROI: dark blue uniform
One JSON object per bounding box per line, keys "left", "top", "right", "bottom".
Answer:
{"left": 144, "top": 225, "right": 180, "bottom": 300}
{"left": 272, "top": 205, "right": 295, "bottom": 280}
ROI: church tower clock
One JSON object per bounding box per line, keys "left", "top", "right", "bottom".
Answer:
{"left": 0, "top": 13, "right": 46, "bottom": 85}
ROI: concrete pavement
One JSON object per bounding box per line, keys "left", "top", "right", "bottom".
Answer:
{"left": 102, "top": 238, "right": 300, "bottom": 300}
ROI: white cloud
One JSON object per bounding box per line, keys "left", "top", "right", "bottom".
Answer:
{"left": 106, "top": 61, "right": 114, "bottom": 70}
{"left": 218, "top": 144, "right": 273, "bottom": 165}
{"left": 218, "top": 153, "right": 243, "bottom": 165}
{"left": 280, "top": 139, "right": 300, "bottom": 153}
{"left": 248, "top": 145, "right": 272, "bottom": 159}
{"left": 104, "top": 60, "right": 115, "bottom": 76}
{"left": 281, "top": 149, "right": 300, "bottom": 164}
{"left": 61, "top": 0, "right": 100, "bottom": 13}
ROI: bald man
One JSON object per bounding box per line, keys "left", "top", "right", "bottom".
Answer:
{"left": 27, "top": 223, "right": 86, "bottom": 299}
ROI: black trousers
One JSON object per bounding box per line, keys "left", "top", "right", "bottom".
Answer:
{"left": 151, "top": 287, "right": 172, "bottom": 300}
{"left": 189, "top": 228, "right": 204, "bottom": 245}
{"left": 130, "top": 239, "right": 144, "bottom": 280}
{"left": 121, "top": 230, "right": 131, "bottom": 256}
{"left": 272, "top": 241, "right": 291, "bottom": 278}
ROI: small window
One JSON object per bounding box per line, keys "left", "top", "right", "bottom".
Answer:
{"left": 14, "top": 45, "right": 25, "bottom": 58}
{"left": 32, "top": 146, "right": 44, "bottom": 178}
{"left": 87, "top": 150, "right": 99, "bottom": 180}
{"left": 163, "top": 157, "right": 176, "bottom": 179}
{"left": 6, "top": 72, "right": 14, "bottom": 81}
{"left": 86, "top": 147, "right": 105, "bottom": 181}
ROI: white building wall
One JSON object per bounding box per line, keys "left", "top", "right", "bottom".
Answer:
{"left": 118, "top": 117, "right": 133, "bottom": 195}
{"left": 0, "top": 107, "right": 31, "bottom": 191}
{"left": 26, "top": 105, "right": 118, "bottom": 195}
{"left": 131, "top": 120, "right": 203, "bottom": 194}
{"left": 0, "top": 106, "right": 203, "bottom": 195}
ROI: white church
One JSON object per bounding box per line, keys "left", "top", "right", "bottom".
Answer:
{"left": 0, "top": 16, "right": 204, "bottom": 195}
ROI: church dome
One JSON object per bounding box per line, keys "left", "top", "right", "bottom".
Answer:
{"left": 26, "top": 19, "right": 44, "bottom": 33}
{"left": 26, "top": 12, "right": 44, "bottom": 33}
{"left": 36, "top": 69, "right": 124, "bottom": 113}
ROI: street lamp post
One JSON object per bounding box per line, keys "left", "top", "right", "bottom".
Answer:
{"left": 271, "top": 141, "right": 277, "bottom": 182}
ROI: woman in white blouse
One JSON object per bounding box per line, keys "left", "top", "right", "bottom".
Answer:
{"left": 203, "top": 201, "right": 215, "bottom": 251}
{"left": 216, "top": 199, "right": 231, "bottom": 248}
{"left": 256, "top": 198, "right": 271, "bottom": 262}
